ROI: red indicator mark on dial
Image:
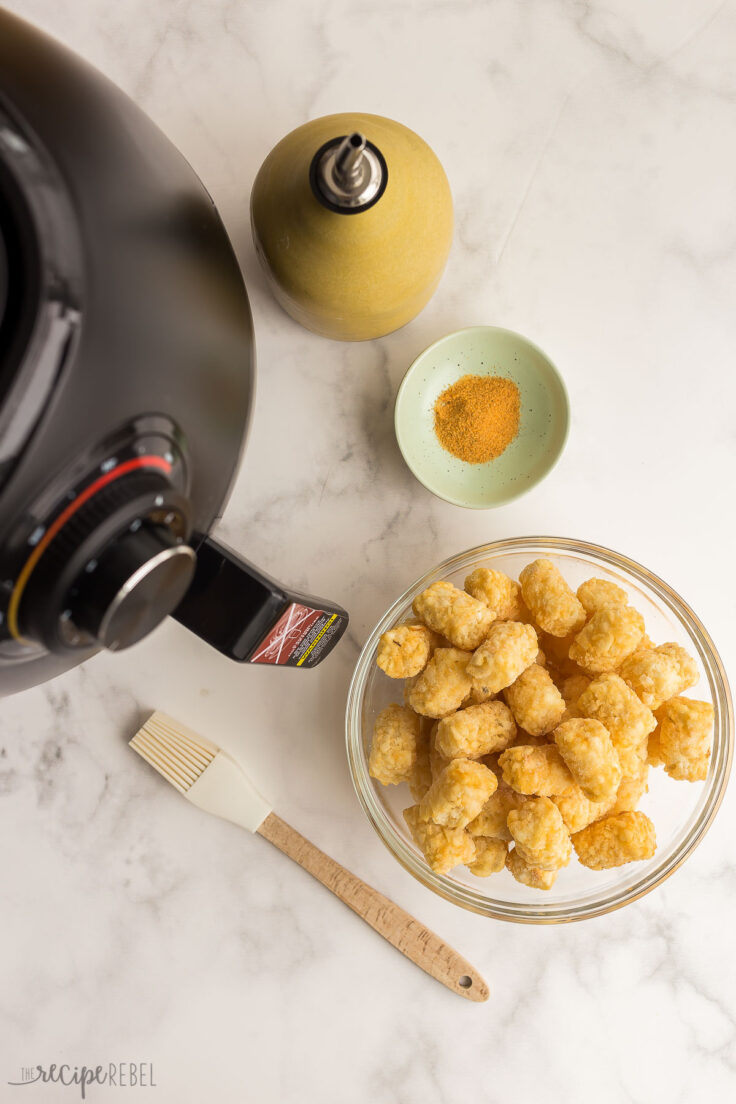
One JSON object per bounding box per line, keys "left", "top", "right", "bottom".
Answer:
{"left": 7, "top": 455, "right": 173, "bottom": 642}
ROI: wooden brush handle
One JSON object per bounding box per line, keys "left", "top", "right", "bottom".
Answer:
{"left": 257, "top": 812, "right": 488, "bottom": 1003}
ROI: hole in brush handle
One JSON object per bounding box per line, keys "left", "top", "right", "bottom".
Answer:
{"left": 171, "top": 536, "right": 348, "bottom": 667}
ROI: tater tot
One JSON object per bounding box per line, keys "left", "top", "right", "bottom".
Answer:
{"left": 418, "top": 758, "right": 498, "bottom": 829}
{"left": 507, "top": 796, "right": 572, "bottom": 871}
{"left": 468, "top": 836, "right": 508, "bottom": 877}
{"left": 404, "top": 806, "right": 476, "bottom": 874}
{"left": 619, "top": 643, "right": 699, "bottom": 710}
{"left": 552, "top": 786, "right": 613, "bottom": 833}
{"left": 519, "top": 559, "right": 586, "bottom": 637}
{"left": 553, "top": 718, "right": 622, "bottom": 803}
{"left": 568, "top": 604, "right": 645, "bottom": 674}
{"left": 408, "top": 717, "right": 434, "bottom": 801}
{"left": 376, "top": 623, "right": 436, "bottom": 678}
{"left": 608, "top": 760, "right": 649, "bottom": 816}
{"left": 504, "top": 664, "right": 566, "bottom": 736}
{"left": 572, "top": 811, "right": 656, "bottom": 869}
{"left": 464, "top": 568, "right": 525, "bottom": 621}
{"left": 505, "top": 848, "right": 558, "bottom": 889}
{"left": 435, "top": 700, "right": 516, "bottom": 759}
{"left": 467, "top": 778, "right": 523, "bottom": 841}
{"left": 368, "top": 704, "right": 420, "bottom": 785}
{"left": 498, "top": 744, "right": 574, "bottom": 796}
{"left": 657, "top": 697, "right": 714, "bottom": 782}
{"left": 577, "top": 673, "right": 656, "bottom": 750}
{"left": 467, "top": 621, "right": 538, "bottom": 694}
{"left": 408, "top": 647, "right": 473, "bottom": 718}
{"left": 576, "top": 578, "right": 628, "bottom": 616}
{"left": 412, "top": 580, "right": 495, "bottom": 651}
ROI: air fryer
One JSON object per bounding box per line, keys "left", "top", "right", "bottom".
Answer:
{"left": 0, "top": 10, "right": 347, "bottom": 696}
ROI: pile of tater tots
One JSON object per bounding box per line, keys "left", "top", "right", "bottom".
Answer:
{"left": 369, "top": 559, "right": 714, "bottom": 891}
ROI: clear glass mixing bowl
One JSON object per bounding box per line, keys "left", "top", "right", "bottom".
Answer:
{"left": 346, "top": 538, "right": 733, "bottom": 922}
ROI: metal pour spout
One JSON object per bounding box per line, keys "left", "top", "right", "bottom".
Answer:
{"left": 311, "top": 131, "right": 386, "bottom": 212}
{"left": 334, "top": 133, "right": 368, "bottom": 187}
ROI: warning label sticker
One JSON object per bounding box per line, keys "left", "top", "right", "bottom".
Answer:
{"left": 250, "top": 603, "right": 342, "bottom": 667}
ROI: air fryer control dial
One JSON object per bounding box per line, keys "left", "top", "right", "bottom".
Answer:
{"left": 69, "top": 525, "right": 195, "bottom": 650}
{"left": 2, "top": 430, "right": 195, "bottom": 655}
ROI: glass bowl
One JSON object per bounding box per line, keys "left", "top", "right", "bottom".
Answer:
{"left": 346, "top": 537, "right": 733, "bottom": 923}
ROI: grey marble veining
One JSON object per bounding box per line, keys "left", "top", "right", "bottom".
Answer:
{"left": 2, "top": 1, "right": 736, "bottom": 1101}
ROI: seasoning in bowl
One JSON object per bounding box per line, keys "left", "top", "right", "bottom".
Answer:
{"left": 433, "top": 374, "right": 520, "bottom": 464}
{"left": 368, "top": 561, "right": 714, "bottom": 891}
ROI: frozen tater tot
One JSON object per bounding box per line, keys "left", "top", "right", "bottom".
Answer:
{"left": 505, "top": 848, "right": 558, "bottom": 890}
{"left": 408, "top": 647, "right": 473, "bottom": 719}
{"left": 568, "top": 604, "right": 645, "bottom": 674}
{"left": 552, "top": 785, "right": 613, "bottom": 834}
{"left": 376, "top": 623, "right": 436, "bottom": 678}
{"left": 468, "top": 660, "right": 542, "bottom": 706}
{"left": 576, "top": 577, "right": 628, "bottom": 616}
{"left": 418, "top": 758, "right": 497, "bottom": 829}
{"left": 369, "top": 704, "right": 420, "bottom": 785}
{"left": 404, "top": 806, "right": 476, "bottom": 874}
{"left": 657, "top": 697, "right": 714, "bottom": 782}
{"left": 498, "top": 744, "right": 574, "bottom": 796}
{"left": 408, "top": 717, "right": 434, "bottom": 801}
{"left": 608, "top": 760, "right": 649, "bottom": 816}
{"left": 507, "top": 796, "right": 572, "bottom": 871}
{"left": 467, "top": 778, "right": 523, "bottom": 841}
{"left": 435, "top": 700, "right": 516, "bottom": 759}
{"left": 553, "top": 718, "right": 622, "bottom": 803}
{"left": 577, "top": 673, "right": 656, "bottom": 750}
{"left": 572, "top": 811, "right": 656, "bottom": 870}
{"left": 467, "top": 621, "right": 538, "bottom": 694}
{"left": 464, "top": 568, "right": 525, "bottom": 621}
{"left": 468, "top": 836, "right": 508, "bottom": 877}
{"left": 519, "top": 559, "right": 586, "bottom": 637}
{"left": 619, "top": 643, "right": 699, "bottom": 711}
{"left": 504, "top": 664, "right": 566, "bottom": 736}
{"left": 412, "top": 580, "right": 495, "bottom": 651}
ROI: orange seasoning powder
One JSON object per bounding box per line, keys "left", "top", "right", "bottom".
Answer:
{"left": 433, "top": 374, "right": 521, "bottom": 464}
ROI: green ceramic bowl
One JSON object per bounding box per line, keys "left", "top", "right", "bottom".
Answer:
{"left": 394, "top": 326, "right": 569, "bottom": 508}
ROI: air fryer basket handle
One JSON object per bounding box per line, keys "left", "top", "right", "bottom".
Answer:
{"left": 171, "top": 536, "right": 348, "bottom": 667}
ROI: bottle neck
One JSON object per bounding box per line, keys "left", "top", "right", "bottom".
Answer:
{"left": 309, "top": 132, "right": 388, "bottom": 214}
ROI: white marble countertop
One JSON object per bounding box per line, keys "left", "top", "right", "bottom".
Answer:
{"left": 2, "top": 0, "right": 736, "bottom": 1100}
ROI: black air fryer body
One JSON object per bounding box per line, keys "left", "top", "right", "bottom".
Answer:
{"left": 0, "top": 11, "right": 346, "bottom": 695}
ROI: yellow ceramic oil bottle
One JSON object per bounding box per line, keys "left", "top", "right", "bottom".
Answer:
{"left": 250, "top": 113, "right": 453, "bottom": 341}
